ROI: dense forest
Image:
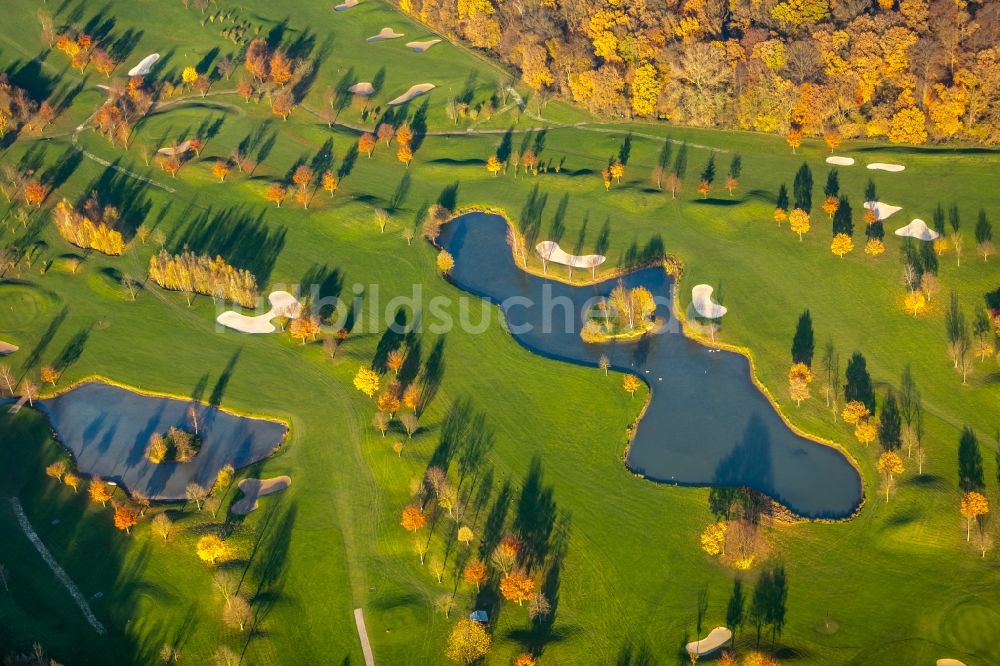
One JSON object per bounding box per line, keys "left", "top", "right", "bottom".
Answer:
{"left": 396, "top": 0, "right": 1000, "bottom": 145}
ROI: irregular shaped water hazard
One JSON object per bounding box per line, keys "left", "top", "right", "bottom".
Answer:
{"left": 30, "top": 382, "right": 287, "bottom": 501}
{"left": 439, "top": 213, "right": 862, "bottom": 519}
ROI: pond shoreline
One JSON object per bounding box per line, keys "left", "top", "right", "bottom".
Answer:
{"left": 434, "top": 208, "right": 864, "bottom": 521}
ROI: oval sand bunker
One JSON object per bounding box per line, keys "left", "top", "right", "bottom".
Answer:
{"left": 387, "top": 83, "right": 435, "bottom": 106}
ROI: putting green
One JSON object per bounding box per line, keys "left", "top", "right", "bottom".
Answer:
{"left": 0, "top": 283, "right": 58, "bottom": 333}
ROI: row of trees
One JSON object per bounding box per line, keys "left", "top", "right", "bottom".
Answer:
{"left": 147, "top": 249, "right": 259, "bottom": 308}
{"left": 51, "top": 199, "right": 126, "bottom": 255}
{"left": 398, "top": 0, "right": 1000, "bottom": 146}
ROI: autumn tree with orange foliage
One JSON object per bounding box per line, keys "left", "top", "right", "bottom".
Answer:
{"left": 359, "top": 133, "right": 377, "bottom": 157}
{"left": 212, "top": 162, "right": 230, "bottom": 183}
{"left": 264, "top": 183, "right": 287, "bottom": 207}
{"left": 113, "top": 505, "right": 139, "bottom": 534}
{"left": 89, "top": 479, "right": 113, "bottom": 507}
{"left": 322, "top": 171, "right": 338, "bottom": 197}
{"left": 786, "top": 127, "right": 803, "bottom": 153}
{"left": 623, "top": 374, "right": 641, "bottom": 397}
{"left": 400, "top": 504, "right": 427, "bottom": 532}
{"left": 463, "top": 560, "right": 487, "bottom": 592}
{"left": 499, "top": 569, "right": 535, "bottom": 605}
{"left": 397, "top": 143, "right": 414, "bottom": 167}
{"left": 293, "top": 164, "right": 314, "bottom": 191}
{"left": 23, "top": 180, "right": 47, "bottom": 207}
{"left": 961, "top": 491, "right": 989, "bottom": 541}
{"left": 40, "top": 366, "right": 60, "bottom": 386}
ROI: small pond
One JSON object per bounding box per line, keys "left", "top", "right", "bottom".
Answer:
{"left": 30, "top": 381, "right": 286, "bottom": 500}
{"left": 438, "top": 212, "right": 862, "bottom": 519}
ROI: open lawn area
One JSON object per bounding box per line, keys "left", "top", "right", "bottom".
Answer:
{"left": 1, "top": 0, "right": 1000, "bottom": 664}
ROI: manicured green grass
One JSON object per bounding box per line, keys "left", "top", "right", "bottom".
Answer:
{"left": 1, "top": 0, "right": 1000, "bottom": 664}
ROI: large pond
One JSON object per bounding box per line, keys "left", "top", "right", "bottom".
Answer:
{"left": 439, "top": 212, "right": 862, "bottom": 519}
{"left": 31, "top": 382, "right": 287, "bottom": 500}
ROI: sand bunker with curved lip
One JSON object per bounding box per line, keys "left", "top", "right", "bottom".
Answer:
{"left": 127, "top": 53, "right": 159, "bottom": 77}
{"left": 387, "top": 83, "right": 435, "bottom": 106}
{"left": 334, "top": 0, "right": 359, "bottom": 10}
{"left": 157, "top": 140, "right": 192, "bottom": 157}
{"left": 867, "top": 162, "right": 905, "bottom": 172}
{"left": 0, "top": 340, "right": 18, "bottom": 355}
{"left": 406, "top": 39, "right": 441, "bottom": 52}
{"left": 936, "top": 660, "right": 967, "bottom": 666}
{"left": 692, "top": 284, "right": 727, "bottom": 319}
{"left": 826, "top": 156, "right": 855, "bottom": 166}
{"left": 217, "top": 291, "right": 302, "bottom": 334}
{"left": 230, "top": 476, "right": 292, "bottom": 515}
{"left": 864, "top": 200, "right": 902, "bottom": 220}
{"left": 535, "top": 241, "right": 606, "bottom": 269}
{"left": 685, "top": 627, "right": 732, "bottom": 657}
{"left": 895, "top": 218, "right": 939, "bottom": 241}
{"left": 367, "top": 27, "right": 404, "bottom": 42}
{"left": 348, "top": 82, "right": 375, "bottom": 96}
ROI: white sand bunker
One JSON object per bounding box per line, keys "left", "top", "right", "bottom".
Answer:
{"left": 535, "top": 241, "right": 606, "bottom": 269}
{"left": 686, "top": 627, "right": 732, "bottom": 657}
{"left": 0, "top": 340, "right": 18, "bottom": 355}
{"left": 348, "top": 82, "right": 375, "bottom": 96}
{"left": 388, "top": 83, "right": 435, "bottom": 106}
{"left": 127, "top": 53, "right": 159, "bottom": 77}
{"left": 216, "top": 291, "right": 302, "bottom": 334}
{"left": 334, "top": 0, "right": 358, "bottom": 10}
{"left": 367, "top": 27, "right": 404, "bottom": 42}
{"left": 231, "top": 476, "right": 291, "bottom": 516}
{"left": 692, "top": 284, "right": 727, "bottom": 319}
{"left": 405, "top": 39, "right": 441, "bottom": 53}
{"left": 826, "top": 156, "right": 854, "bottom": 166}
{"left": 867, "top": 162, "right": 905, "bottom": 172}
{"left": 865, "top": 200, "right": 902, "bottom": 220}
{"left": 895, "top": 218, "right": 939, "bottom": 241}
{"left": 156, "top": 140, "right": 192, "bottom": 157}
{"left": 936, "top": 660, "right": 967, "bottom": 666}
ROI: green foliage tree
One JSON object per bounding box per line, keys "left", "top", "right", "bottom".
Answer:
{"left": 878, "top": 390, "right": 902, "bottom": 451}
{"left": 832, "top": 196, "right": 853, "bottom": 236}
{"left": 823, "top": 169, "right": 839, "bottom": 198}
{"left": 845, "top": 352, "right": 875, "bottom": 413}
{"left": 958, "top": 426, "right": 984, "bottom": 493}
{"left": 791, "top": 309, "right": 814, "bottom": 367}
{"left": 793, "top": 163, "right": 813, "bottom": 212}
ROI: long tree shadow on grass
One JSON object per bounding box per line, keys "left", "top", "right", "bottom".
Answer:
{"left": 21, "top": 305, "right": 68, "bottom": 374}
{"left": 53, "top": 324, "right": 92, "bottom": 373}
{"left": 78, "top": 164, "right": 153, "bottom": 240}
{"left": 1, "top": 411, "right": 170, "bottom": 662}
{"left": 172, "top": 205, "right": 286, "bottom": 284}
{"left": 243, "top": 501, "right": 297, "bottom": 649}
{"left": 299, "top": 263, "right": 345, "bottom": 324}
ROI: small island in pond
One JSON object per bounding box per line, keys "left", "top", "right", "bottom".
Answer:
{"left": 581, "top": 282, "right": 658, "bottom": 342}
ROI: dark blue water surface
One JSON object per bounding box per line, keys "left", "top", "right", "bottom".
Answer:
{"left": 439, "top": 212, "right": 862, "bottom": 518}
{"left": 31, "top": 382, "right": 287, "bottom": 500}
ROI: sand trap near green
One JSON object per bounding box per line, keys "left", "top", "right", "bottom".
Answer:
{"left": 348, "top": 82, "right": 375, "bottom": 95}
{"left": 535, "top": 241, "right": 605, "bottom": 269}
{"left": 895, "top": 219, "right": 939, "bottom": 241}
{"left": 864, "top": 201, "right": 902, "bottom": 220}
{"left": 0, "top": 340, "right": 17, "bottom": 355}
{"left": 334, "top": 0, "right": 358, "bottom": 10}
{"left": 231, "top": 476, "right": 292, "bottom": 515}
{"left": 405, "top": 39, "right": 441, "bottom": 53}
{"left": 387, "top": 83, "right": 435, "bottom": 105}
{"left": 826, "top": 156, "right": 854, "bottom": 166}
{"left": 217, "top": 291, "right": 302, "bottom": 334}
{"left": 157, "top": 140, "right": 191, "bottom": 157}
{"left": 685, "top": 627, "right": 732, "bottom": 657}
{"left": 867, "top": 162, "right": 905, "bottom": 172}
{"left": 127, "top": 53, "right": 159, "bottom": 76}
{"left": 367, "top": 27, "right": 403, "bottom": 42}
{"left": 692, "top": 284, "right": 727, "bottom": 318}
